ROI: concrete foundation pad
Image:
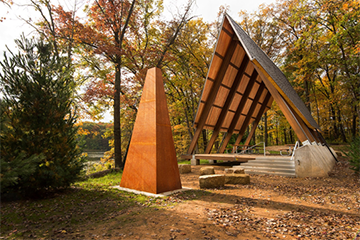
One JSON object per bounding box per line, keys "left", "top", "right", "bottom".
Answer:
{"left": 112, "top": 186, "right": 192, "bottom": 197}
{"left": 294, "top": 145, "right": 336, "bottom": 178}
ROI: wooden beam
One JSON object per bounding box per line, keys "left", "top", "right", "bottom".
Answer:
{"left": 253, "top": 64, "right": 310, "bottom": 143}
{"left": 244, "top": 93, "right": 273, "bottom": 146}
{"left": 283, "top": 99, "right": 316, "bottom": 143}
{"left": 234, "top": 83, "right": 266, "bottom": 146}
{"left": 313, "top": 129, "right": 323, "bottom": 143}
{"left": 187, "top": 40, "right": 238, "bottom": 154}
{"left": 204, "top": 55, "right": 250, "bottom": 153}
{"left": 287, "top": 104, "right": 318, "bottom": 142}
{"left": 219, "top": 70, "right": 258, "bottom": 153}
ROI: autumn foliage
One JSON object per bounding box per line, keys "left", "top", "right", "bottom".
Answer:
{"left": 14, "top": 0, "right": 359, "bottom": 165}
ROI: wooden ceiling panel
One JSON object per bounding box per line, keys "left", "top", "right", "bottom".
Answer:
{"left": 207, "top": 55, "right": 222, "bottom": 81}
{"left": 245, "top": 63, "right": 255, "bottom": 76}
{"left": 222, "top": 19, "right": 234, "bottom": 35}
{"left": 213, "top": 86, "right": 230, "bottom": 108}
{"left": 242, "top": 99, "right": 253, "bottom": 116}
{"left": 222, "top": 65, "right": 238, "bottom": 88}
{"left": 216, "top": 31, "right": 232, "bottom": 57}
{"left": 252, "top": 104, "right": 262, "bottom": 118}
{"left": 237, "top": 75, "right": 250, "bottom": 94}
{"left": 249, "top": 82, "right": 260, "bottom": 99}
{"left": 222, "top": 112, "right": 235, "bottom": 129}
{"left": 230, "top": 45, "right": 245, "bottom": 68}
{"left": 235, "top": 115, "right": 246, "bottom": 131}
{"left": 258, "top": 89, "right": 268, "bottom": 104}
{"left": 207, "top": 107, "right": 222, "bottom": 127}
{"left": 229, "top": 93, "right": 242, "bottom": 112}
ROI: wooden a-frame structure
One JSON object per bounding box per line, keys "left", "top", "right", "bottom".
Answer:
{"left": 187, "top": 14, "right": 327, "bottom": 155}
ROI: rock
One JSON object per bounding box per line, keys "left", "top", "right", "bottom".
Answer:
{"left": 225, "top": 174, "right": 250, "bottom": 185}
{"left": 224, "top": 168, "right": 245, "bottom": 174}
{"left": 335, "top": 151, "right": 342, "bottom": 157}
{"left": 178, "top": 164, "right": 192, "bottom": 174}
{"left": 199, "top": 174, "right": 225, "bottom": 189}
{"left": 200, "top": 166, "right": 215, "bottom": 175}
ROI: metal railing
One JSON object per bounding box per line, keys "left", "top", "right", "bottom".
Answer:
{"left": 234, "top": 142, "right": 266, "bottom": 156}
{"left": 290, "top": 141, "right": 300, "bottom": 161}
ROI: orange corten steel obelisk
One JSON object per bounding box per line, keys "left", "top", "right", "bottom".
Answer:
{"left": 120, "top": 67, "right": 182, "bottom": 194}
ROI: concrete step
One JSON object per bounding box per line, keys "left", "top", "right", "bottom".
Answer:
{"left": 244, "top": 169, "right": 296, "bottom": 177}
{"left": 244, "top": 159, "right": 292, "bottom": 163}
{"left": 240, "top": 164, "right": 295, "bottom": 170}
{"left": 241, "top": 165, "right": 295, "bottom": 173}
{"left": 252, "top": 157, "right": 292, "bottom": 161}
{"left": 236, "top": 158, "right": 296, "bottom": 177}
{"left": 240, "top": 161, "right": 295, "bottom": 166}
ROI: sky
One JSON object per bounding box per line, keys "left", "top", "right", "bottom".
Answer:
{"left": 0, "top": 0, "right": 275, "bottom": 122}
{"left": 0, "top": 0, "right": 274, "bottom": 55}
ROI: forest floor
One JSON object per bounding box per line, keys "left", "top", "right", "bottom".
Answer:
{"left": 1, "top": 148, "right": 359, "bottom": 240}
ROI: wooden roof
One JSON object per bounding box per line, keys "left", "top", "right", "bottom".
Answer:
{"left": 187, "top": 14, "right": 323, "bottom": 155}
{"left": 193, "top": 16, "right": 273, "bottom": 133}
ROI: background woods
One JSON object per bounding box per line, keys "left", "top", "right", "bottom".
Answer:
{"left": 2, "top": 0, "right": 359, "bottom": 163}
{"left": 237, "top": 0, "right": 359, "bottom": 146}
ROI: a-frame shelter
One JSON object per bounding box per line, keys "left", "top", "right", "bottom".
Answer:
{"left": 187, "top": 14, "right": 327, "bottom": 156}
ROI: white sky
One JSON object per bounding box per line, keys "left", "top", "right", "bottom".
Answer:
{"left": 0, "top": 0, "right": 273, "bottom": 54}
{"left": 0, "top": 0, "right": 274, "bottom": 122}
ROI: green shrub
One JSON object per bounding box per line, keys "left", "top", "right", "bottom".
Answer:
{"left": 0, "top": 36, "right": 84, "bottom": 198}
{"left": 344, "top": 137, "right": 360, "bottom": 173}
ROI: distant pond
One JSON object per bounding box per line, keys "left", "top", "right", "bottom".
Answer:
{"left": 84, "top": 151, "right": 106, "bottom": 162}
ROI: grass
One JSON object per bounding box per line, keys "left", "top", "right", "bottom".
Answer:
{"left": 178, "top": 159, "right": 210, "bottom": 164}
{"left": 0, "top": 171, "right": 172, "bottom": 239}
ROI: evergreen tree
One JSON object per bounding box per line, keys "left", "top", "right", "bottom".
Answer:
{"left": 0, "top": 36, "right": 84, "bottom": 198}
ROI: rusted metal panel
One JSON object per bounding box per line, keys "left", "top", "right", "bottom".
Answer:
{"left": 120, "top": 67, "right": 182, "bottom": 194}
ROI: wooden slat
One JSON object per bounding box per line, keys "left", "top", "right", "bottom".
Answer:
{"left": 234, "top": 83, "right": 266, "bottom": 146}
{"left": 187, "top": 40, "right": 238, "bottom": 154}
{"left": 219, "top": 70, "right": 258, "bottom": 153}
{"left": 205, "top": 55, "right": 250, "bottom": 153}
{"left": 253, "top": 64, "right": 309, "bottom": 143}
{"left": 215, "top": 52, "right": 224, "bottom": 59}
{"left": 222, "top": 27, "right": 233, "bottom": 37}
{"left": 283, "top": 98, "right": 316, "bottom": 142}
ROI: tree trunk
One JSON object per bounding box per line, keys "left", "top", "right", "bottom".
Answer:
{"left": 304, "top": 78, "right": 311, "bottom": 112}
{"left": 202, "top": 129, "right": 208, "bottom": 153}
{"left": 289, "top": 127, "right": 293, "bottom": 143}
{"left": 337, "top": 109, "right": 347, "bottom": 143}
{"left": 264, "top": 112, "right": 268, "bottom": 146}
{"left": 284, "top": 128, "right": 287, "bottom": 144}
{"left": 251, "top": 122, "right": 256, "bottom": 145}
{"left": 114, "top": 61, "right": 122, "bottom": 169}
{"left": 352, "top": 106, "right": 357, "bottom": 138}
{"left": 330, "top": 105, "right": 338, "bottom": 140}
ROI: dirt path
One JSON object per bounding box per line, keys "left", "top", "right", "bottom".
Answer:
{"left": 74, "top": 158, "right": 359, "bottom": 240}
